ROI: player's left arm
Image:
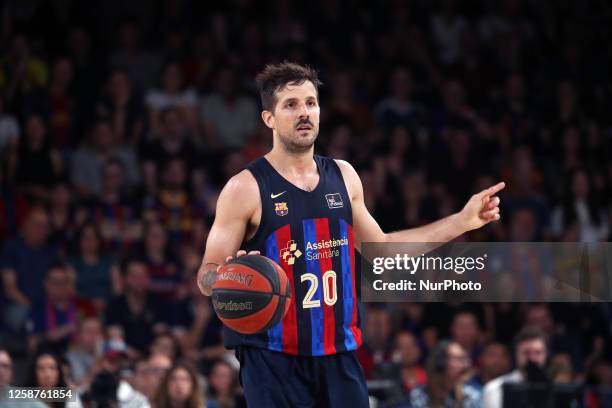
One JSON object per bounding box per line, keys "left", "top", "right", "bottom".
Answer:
{"left": 335, "top": 160, "right": 505, "bottom": 251}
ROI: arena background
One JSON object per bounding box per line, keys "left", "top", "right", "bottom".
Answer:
{"left": 0, "top": 0, "right": 611, "bottom": 406}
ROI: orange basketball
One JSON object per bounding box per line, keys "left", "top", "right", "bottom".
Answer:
{"left": 211, "top": 255, "right": 291, "bottom": 334}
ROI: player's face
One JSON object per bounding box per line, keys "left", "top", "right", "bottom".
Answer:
{"left": 265, "top": 81, "right": 320, "bottom": 153}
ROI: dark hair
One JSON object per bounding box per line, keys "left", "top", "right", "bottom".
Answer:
{"left": 45, "top": 261, "right": 69, "bottom": 279}
{"left": 154, "top": 362, "right": 204, "bottom": 408}
{"left": 26, "top": 352, "right": 67, "bottom": 408}
{"left": 425, "top": 341, "right": 456, "bottom": 405}
{"left": 255, "top": 61, "right": 322, "bottom": 111}
{"left": 119, "top": 256, "right": 148, "bottom": 277}
{"left": 72, "top": 222, "right": 102, "bottom": 257}
{"left": 513, "top": 326, "right": 548, "bottom": 352}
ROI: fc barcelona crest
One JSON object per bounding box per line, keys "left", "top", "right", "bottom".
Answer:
{"left": 275, "top": 202, "right": 289, "bottom": 216}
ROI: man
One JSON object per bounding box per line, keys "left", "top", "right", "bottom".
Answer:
{"left": 482, "top": 326, "right": 548, "bottom": 408}
{"left": 197, "top": 62, "right": 504, "bottom": 407}
{"left": 468, "top": 342, "right": 511, "bottom": 390}
{"left": 451, "top": 311, "right": 483, "bottom": 361}
{"left": 105, "top": 258, "right": 173, "bottom": 353}
{"left": 26, "top": 262, "right": 96, "bottom": 353}
{"left": 66, "top": 316, "right": 104, "bottom": 386}
{"left": 1, "top": 207, "right": 58, "bottom": 332}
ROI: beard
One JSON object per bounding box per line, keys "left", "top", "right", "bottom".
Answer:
{"left": 277, "top": 124, "right": 319, "bottom": 154}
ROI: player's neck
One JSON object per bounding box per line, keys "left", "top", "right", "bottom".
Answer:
{"left": 266, "top": 147, "right": 316, "bottom": 175}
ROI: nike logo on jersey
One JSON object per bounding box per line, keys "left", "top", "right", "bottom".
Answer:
{"left": 271, "top": 191, "right": 286, "bottom": 199}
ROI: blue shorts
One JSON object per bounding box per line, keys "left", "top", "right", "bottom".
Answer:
{"left": 235, "top": 346, "right": 369, "bottom": 408}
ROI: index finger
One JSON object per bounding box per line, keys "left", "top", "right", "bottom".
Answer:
{"left": 482, "top": 182, "right": 505, "bottom": 197}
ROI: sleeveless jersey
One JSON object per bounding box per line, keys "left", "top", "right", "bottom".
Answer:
{"left": 223, "top": 155, "right": 363, "bottom": 356}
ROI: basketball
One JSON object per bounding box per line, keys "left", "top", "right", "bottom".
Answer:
{"left": 211, "top": 255, "right": 291, "bottom": 334}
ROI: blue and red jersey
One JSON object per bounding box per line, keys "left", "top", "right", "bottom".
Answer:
{"left": 223, "top": 155, "right": 362, "bottom": 356}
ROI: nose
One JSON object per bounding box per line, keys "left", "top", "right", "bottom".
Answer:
{"left": 298, "top": 102, "right": 312, "bottom": 117}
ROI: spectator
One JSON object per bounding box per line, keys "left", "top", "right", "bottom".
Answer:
{"left": 482, "top": 326, "right": 548, "bottom": 408}
{"left": 150, "top": 331, "right": 183, "bottom": 362}
{"left": 178, "top": 274, "right": 225, "bottom": 367}
{"left": 26, "top": 262, "right": 96, "bottom": 353}
{"left": 468, "top": 342, "right": 511, "bottom": 390}
{"left": 65, "top": 316, "right": 104, "bottom": 387}
{"left": 357, "top": 307, "right": 393, "bottom": 379}
{"left": 450, "top": 311, "right": 483, "bottom": 361}
{"left": 200, "top": 67, "right": 258, "bottom": 149}
{"left": 105, "top": 258, "right": 173, "bottom": 353}
{"left": 154, "top": 362, "right": 207, "bottom": 408}
{"left": 128, "top": 358, "right": 152, "bottom": 401}
{"left": 0, "top": 94, "right": 20, "bottom": 153}
{"left": 144, "top": 353, "right": 173, "bottom": 401}
{"left": 143, "top": 157, "right": 204, "bottom": 249}
{"left": 68, "top": 223, "right": 119, "bottom": 309}
{"left": 25, "top": 352, "right": 73, "bottom": 407}
{"left": 0, "top": 352, "right": 47, "bottom": 408}
{"left": 86, "top": 158, "right": 143, "bottom": 253}
{"left": 551, "top": 168, "right": 609, "bottom": 242}
{"left": 1, "top": 207, "right": 58, "bottom": 332}
{"left": 143, "top": 106, "right": 198, "bottom": 169}
{"left": 207, "top": 359, "right": 241, "bottom": 408}
{"left": 375, "top": 67, "right": 426, "bottom": 133}
{"left": 71, "top": 119, "right": 140, "bottom": 198}
{"left": 0, "top": 350, "right": 46, "bottom": 406}
{"left": 14, "top": 114, "right": 62, "bottom": 201}
{"left": 397, "top": 340, "right": 480, "bottom": 408}
{"left": 95, "top": 69, "right": 145, "bottom": 145}
{"left": 0, "top": 34, "right": 48, "bottom": 110}
{"left": 524, "top": 303, "right": 582, "bottom": 369}
{"left": 109, "top": 19, "right": 162, "bottom": 93}
{"left": 374, "top": 330, "right": 427, "bottom": 395}
{"left": 45, "top": 56, "right": 76, "bottom": 148}
{"left": 146, "top": 62, "right": 198, "bottom": 135}
{"left": 141, "top": 220, "right": 184, "bottom": 299}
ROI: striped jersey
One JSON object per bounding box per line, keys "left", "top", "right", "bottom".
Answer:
{"left": 223, "top": 155, "right": 363, "bottom": 356}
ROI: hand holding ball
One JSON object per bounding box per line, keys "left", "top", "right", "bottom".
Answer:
{"left": 212, "top": 254, "right": 291, "bottom": 334}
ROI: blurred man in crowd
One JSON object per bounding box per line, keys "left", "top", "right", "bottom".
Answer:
{"left": 468, "top": 342, "right": 512, "bottom": 390}
{"left": 1, "top": 207, "right": 58, "bottom": 332}
{"left": 482, "top": 326, "right": 548, "bottom": 408}
{"left": 26, "top": 262, "right": 96, "bottom": 353}
{"left": 105, "top": 257, "right": 173, "bottom": 353}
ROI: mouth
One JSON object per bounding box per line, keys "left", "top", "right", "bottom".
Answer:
{"left": 296, "top": 124, "right": 313, "bottom": 131}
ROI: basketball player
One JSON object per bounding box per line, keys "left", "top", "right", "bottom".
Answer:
{"left": 197, "top": 62, "right": 504, "bottom": 407}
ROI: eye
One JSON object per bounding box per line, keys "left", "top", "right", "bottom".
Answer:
{"left": 286, "top": 102, "right": 295, "bottom": 108}
{"left": 307, "top": 101, "right": 316, "bottom": 107}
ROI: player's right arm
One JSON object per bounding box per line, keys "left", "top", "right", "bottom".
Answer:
{"left": 197, "top": 170, "right": 260, "bottom": 296}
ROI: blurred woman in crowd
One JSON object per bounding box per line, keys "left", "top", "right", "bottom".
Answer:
{"left": 14, "top": 114, "right": 62, "bottom": 201}
{"left": 68, "top": 222, "right": 119, "bottom": 310}
{"left": 25, "top": 352, "right": 78, "bottom": 407}
{"left": 153, "top": 362, "right": 206, "bottom": 408}
{"left": 397, "top": 341, "right": 481, "bottom": 408}
{"left": 207, "top": 360, "right": 241, "bottom": 408}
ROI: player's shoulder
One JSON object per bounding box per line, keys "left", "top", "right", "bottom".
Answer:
{"left": 333, "top": 159, "right": 359, "bottom": 178}
{"left": 334, "top": 159, "right": 361, "bottom": 184}
{"left": 217, "top": 170, "right": 259, "bottom": 210}
{"left": 333, "top": 159, "right": 362, "bottom": 200}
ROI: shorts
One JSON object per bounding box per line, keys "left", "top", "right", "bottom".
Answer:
{"left": 235, "top": 346, "right": 369, "bottom": 408}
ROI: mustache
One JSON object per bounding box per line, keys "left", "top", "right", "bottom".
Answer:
{"left": 295, "top": 119, "right": 313, "bottom": 128}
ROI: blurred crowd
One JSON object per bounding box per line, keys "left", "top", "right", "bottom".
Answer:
{"left": 1, "top": 0, "right": 612, "bottom": 406}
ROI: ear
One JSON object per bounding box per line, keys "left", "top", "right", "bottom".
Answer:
{"left": 261, "top": 110, "right": 275, "bottom": 129}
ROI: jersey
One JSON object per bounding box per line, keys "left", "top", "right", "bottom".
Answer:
{"left": 223, "top": 155, "right": 363, "bottom": 356}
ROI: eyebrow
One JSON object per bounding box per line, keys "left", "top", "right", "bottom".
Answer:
{"left": 281, "top": 96, "right": 317, "bottom": 104}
